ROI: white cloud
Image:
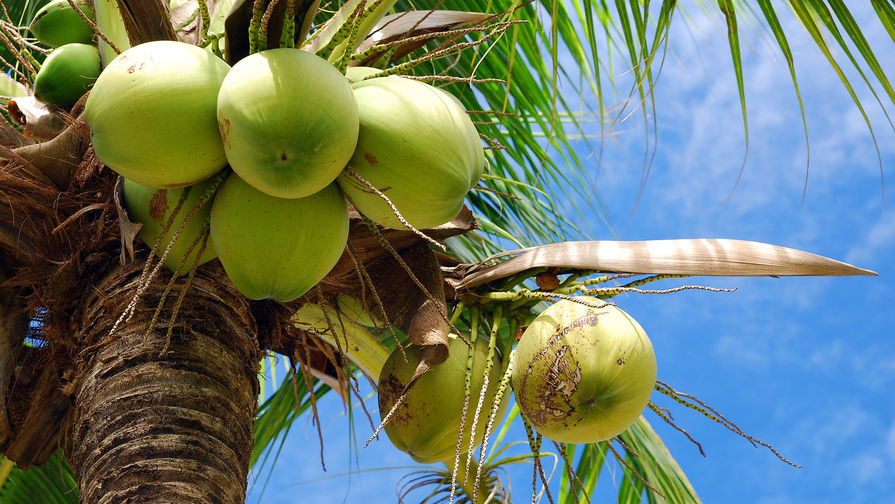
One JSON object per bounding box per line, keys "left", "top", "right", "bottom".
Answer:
{"left": 846, "top": 212, "right": 895, "bottom": 266}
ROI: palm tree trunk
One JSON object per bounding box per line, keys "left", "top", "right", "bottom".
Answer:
{"left": 62, "top": 263, "right": 261, "bottom": 504}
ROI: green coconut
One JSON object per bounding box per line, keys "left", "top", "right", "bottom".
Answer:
{"left": 85, "top": 40, "right": 230, "bottom": 188}
{"left": 123, "top": 177, "right": 219, "bottom": 275}
{"left": 209, "top": 174, "right": 349, "bottom": 301}
{"left": 216, "top": 48, "right": 359, "bottom": 199}
{"left": 378, "top": 334, "right": 507, "bottom": 464}
{"left": 29, "top": 0, "right": 95, "bottom": 47}
{"left": 33, "top": 43, "right": 100, "bottom": 106}
{"left": 337, "top": 76, "right": 484, "bottom": 230}
{"left": 511, "top": 298, "right": 656, "bottom": 444}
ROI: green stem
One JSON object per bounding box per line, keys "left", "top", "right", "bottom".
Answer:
{"left": 0, "top": 457, "right": 14, "bottom": 491}
{"left": 441, "top": 455, "right": 494, "bottom": 504}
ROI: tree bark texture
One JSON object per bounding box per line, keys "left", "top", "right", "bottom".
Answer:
{"left": 62, "top": 264, "right": 260, "bottom": 504}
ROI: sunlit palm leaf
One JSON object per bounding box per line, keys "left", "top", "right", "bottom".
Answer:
{"left": 448, "top": 238, "right": 875, "bottom": 290}
{"left": 615, "top": 417, "right": 700, "bottom": 503}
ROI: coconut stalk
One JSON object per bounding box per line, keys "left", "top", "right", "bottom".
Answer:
{"left": 61, "top": 264, "right": 261, "bottom": 503}
{"left": 92, "top": 0, "right": 130, "bottom": 65}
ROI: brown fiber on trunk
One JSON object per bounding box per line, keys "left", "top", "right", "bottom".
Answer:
{"left": 62, "top": 263, "right": 261, "bottom": 504}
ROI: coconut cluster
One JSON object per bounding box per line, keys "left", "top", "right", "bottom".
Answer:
{"left": 84, "top": 41, "right": 485, "bottom": 302}
{"left": 28, "top": 0, "right": 101, "bottom": 107}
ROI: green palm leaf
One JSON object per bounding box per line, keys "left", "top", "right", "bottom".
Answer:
{"left": 0, "top": 452, "right": 77, "bottom": 504}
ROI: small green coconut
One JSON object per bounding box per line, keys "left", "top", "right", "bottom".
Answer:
{"left": 217, "top": 49, "right": 359, "bottom": 199}
{"left": 378, "top": 334, "right": 507, "bottom": 464}
{"left": 337, "top": 76, "right": 484, "bottom": 230}
{"left": 34, "top": 43, "right": 100, "bottom": 106}
{"left": 29, "top": 0, "right": 95, "bottom": 47}
{"left": 123, "top": 177, "right": 219, "bottom": 276}
{"left": 209, "top": 174, "right": 349, "bottom": 302}
{"left": 511, "top": 298, "right": 656, "bottom": 444}
{"left": 85, "top": 40, "right": 230, "bottom": 188}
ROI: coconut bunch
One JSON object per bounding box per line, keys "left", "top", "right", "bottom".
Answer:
{"left": 83, "top": 40, "right": 485, "bottom": 302}
{"left": 26, "top": 0, "right": 101, "bottom": 107}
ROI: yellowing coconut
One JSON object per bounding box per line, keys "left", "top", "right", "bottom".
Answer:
{"left": 34, "top": 43, "right": 100, "bottom": 106}
{"left": 337, "top": 76, "right": 484, "bottom": 230}
{"left": 123, "top": 177, "right": 218, "bottom": 275}
{"left": 209, "top": 174, "right": 349, "bottom": 302}
{"left": 29, "top": 0, "right": 95, "bottom": 47}
{"left": 85, "top": 41, "right": 230, "bottom": 188}
{"left": 216, "top": 49, "right": 359, "bottom": 199}
{"left": 511, "top": 298, "right": 656, "bottom": 444}
{"left": 378, "top": 334, "right": 507, "bottom": 464}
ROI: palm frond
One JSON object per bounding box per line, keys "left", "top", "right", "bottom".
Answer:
{"left": 0, "top": 451, "right": 78, "bottom": 504}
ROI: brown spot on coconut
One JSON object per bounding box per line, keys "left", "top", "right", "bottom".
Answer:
{"left": 337, "top": 76, "right": 484, "bottom": 230}
{"left": 512, "top": 298, "right": 656, "bottom": 444}
{"left": 85, "top": 41, "right": 231, "bottom": 188}
{"left": 377, "top": 333, "right": 507, "bottom": 464}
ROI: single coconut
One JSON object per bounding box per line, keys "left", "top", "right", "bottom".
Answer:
{"left": 29, "top": 0, "right": 95, "bottom": 47}
{"left": 34, "top": 43, "right": 100, "bottom": 106}
{"left": 85, "top": 40, "right": 230, "bottom": 188}
{"left": 123, "top": 177, "right": 219, "bottom": 275}
{"left": 209, "top": 174, "right": 348, "bottom": 302}
{"left": 337, "top": 76, "right": 484, "bottom": 230}
{"left": 378, "top": 334, "right": 507, "bottom": 464}
{"left": 511, "top": 298, "right": 656, "bottom": 444}
{"left": 216, "top": 48, "right": 359, "bottom": 199}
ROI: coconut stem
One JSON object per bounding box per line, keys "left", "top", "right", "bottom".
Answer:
{"left": 523, "top": 419, "right": 555, "bottom": 504}
{"left": 442, "top": 455, "right": 494, "bottom": 504}
{"left": 448, "top": 333, "right": 476, "bottom": 504}
{"left": 470, "top": 306, "right": 501, "bottom": 498}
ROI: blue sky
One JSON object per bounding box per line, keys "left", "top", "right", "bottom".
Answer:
{"left": 247, "top": 4, "right": 895, "bottom": 503}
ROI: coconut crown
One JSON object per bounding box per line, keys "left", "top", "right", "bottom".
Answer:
{"left": 85, "top": 41, "right": 230, "bottom": 188}
{"left": 379, "top": 334, "right": 507, "bottom": 464}
{"left": 337, "top": 76, "right": 485, "bottom": 230}
{"left": 511, "top": 298, "right": 657, "bottom": 444}
{"left": 29, "top": 0, "right": 95, "bottom": 47}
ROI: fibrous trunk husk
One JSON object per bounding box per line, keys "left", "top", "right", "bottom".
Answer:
{"left": 360, "top": 241, "right": 450, "bottom": 370}
{"left": 62, "top": 263, "right": 261, "bottom": 504}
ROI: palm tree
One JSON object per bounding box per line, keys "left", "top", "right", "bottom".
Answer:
{"left": 0, "top": 0, "right": 888, "bottom": 502}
